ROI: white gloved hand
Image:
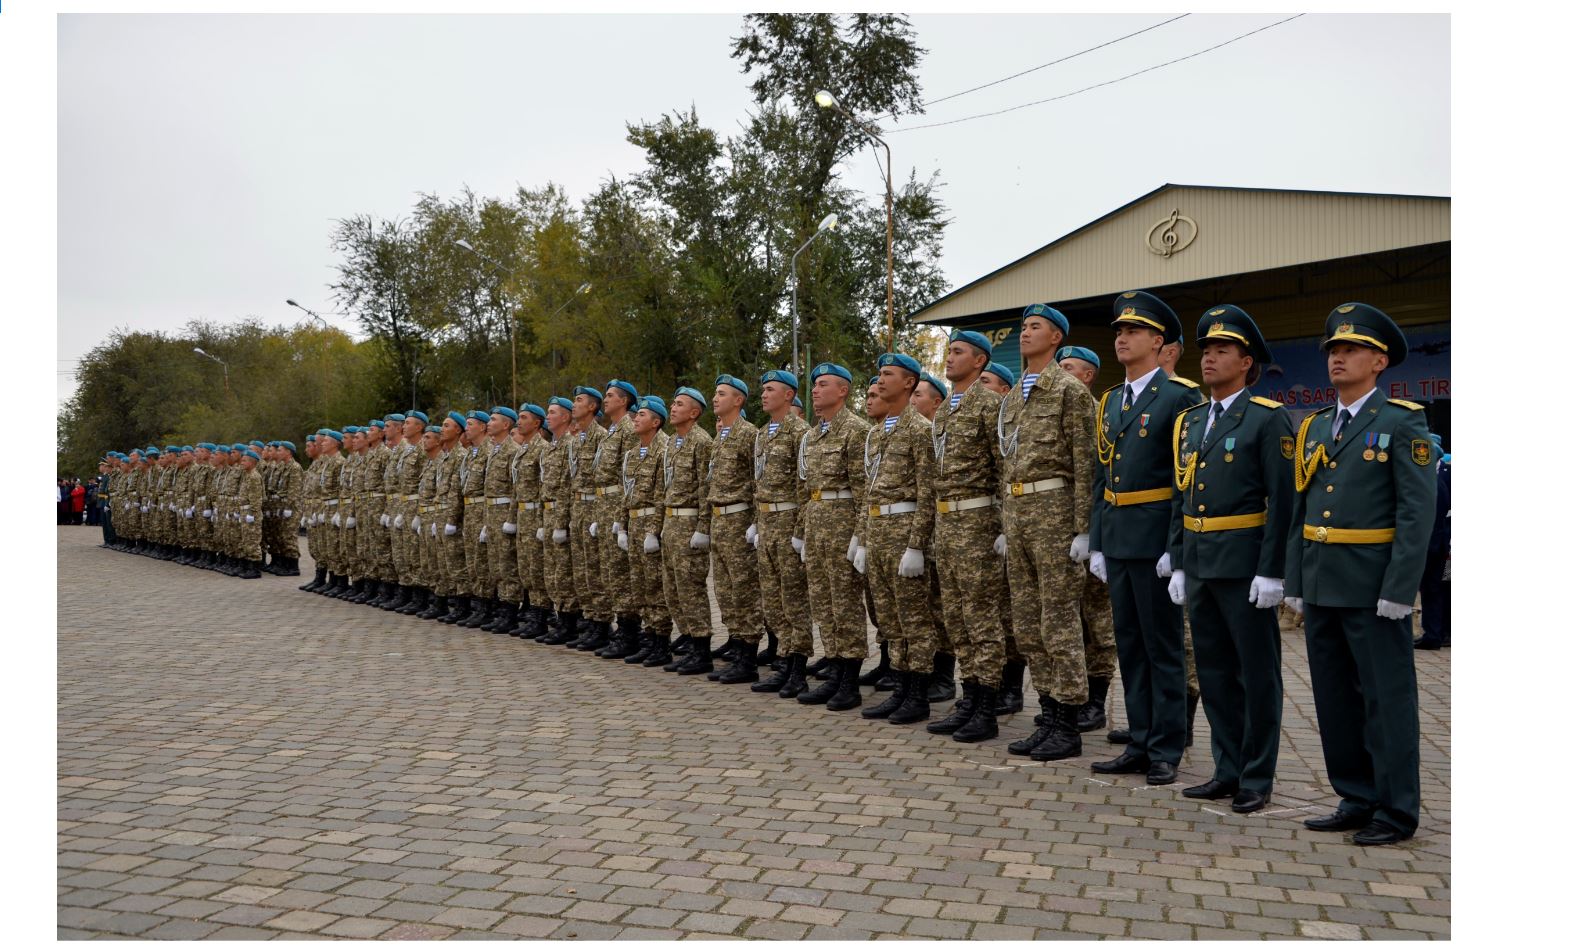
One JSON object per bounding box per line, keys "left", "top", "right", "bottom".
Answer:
{"left": 617, "top": 531, "right": 629, "bottom": 550}
{"left": 993, "top": 534, "right": 1006, "bottom": 557}
{"left": 502, "top": 521, "right": 517, "bottom": 535}
{"left": 898, "top": 547, "right": 925, "bottom": 578}
{"left": 1248, "top": 575, "right": 1285, "bottom": 610}
{"left": 690, "top": 532, "right": 710, "bottom": 551}
{"left": 332, "top": 513, "right": 342, "bottom": 526}
{"left": 536, "top": 527, "right": 545, "bottom": 541}
{"left": 612, "top": 521, "right": 623, "bottom": 536}
{"left": 745, "top": 523, "right": 757, "bottom": 546}
{"left": 1070, "top": 533, "right": 1090, "bottom": 562}
{"left": 792, "top": 536, "right": 805, "bottom": 560}
{"left": 202, "top": 508, "right": 212, "bottom": 519}
{"left": 244, "top": 514, "right": 255, "bottom": 524}
{"left": 392, "top": 514, "right": 403, "bottom": 529}
{"left": 411, "top": 515, "right": 421, "bottom": 531}
{"left": 283, "top": 509, "right": 293, "bottom": 519}
{"left": 380, "top": 514, "right": 390, "bottom": 527}
{"left": 1155, "top": 552, "right": 1173, "bottom": 579}
{"left": 1284, "top": 596, "right": 1304, "bottom": 615}
{"left": 478, "top": 526, "right": 488, "bottom": 543}
{"left": 1167, "top": 570, "right": 1186, "bottom": 605}
{"left": 644, "top": 533, "right": 660, "bottom": 553}
{"left": 552, "top": 528, "right": 569, "bottom": 545}
{"left": 429, "top": 522, "right": 437, "bottom": 537}
{"left": 851, "top": 546, "right": 867, "bottom": 574}
{"left": 589, "top": 521, "right": 599, "bottom": 538}
{"left": 346, "top": 516, "right": 356, "bottom": 528}
{"left": 444, "top": 523, "right": 457, "bottom": 536}
{"left": 846, "top": 535, "right": 860, "bottom": 563}
{"left": 1376, "top": 599, "right": 1413, "bottom": 621}
{"left": 141, "top": 504, "right": 149, "bottom": 513}
{"left": 1090, "top": 551, "right": 1108, "bottom": 584}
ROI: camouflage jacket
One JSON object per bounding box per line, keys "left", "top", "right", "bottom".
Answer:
{"left": 662, "top": 425, "right": 713, "bottom": 534}
{"left": 859, "top": 403, "right": 936, "bottom": 550}
{"left": 999, "top": 363, "right": 1098, "bottom": 532}
{"left": 707, "top": 416, "right": 758, "bottom": 506}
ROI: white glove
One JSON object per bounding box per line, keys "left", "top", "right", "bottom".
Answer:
{"left": 1069, "top": 533, "right": 1090, "bottom": 562}
{"left": 502, "top": 521, "right": 517, "bottom": 535}
{"left": 536, "top": 528, "right": 545, "bottom": 541}
{"left": 612, "top": 521, "right": 623, "bottom": 536}
{"left": 792, "top": 537, "right": 805, "bottom": 560}
{"left": 618, "top": 531, "right": 629, "bottom": 550}
{"left": 1248, "top": 575, "right": 1285, "bottom": 610}
{"left": 644, "top": 533, "right": 660, "bottom": 553}
{"left": 1090, "top": 551, "right": 1108, "bottom": 584}
{"left": 1167, "top": 570, "right": 1186, "bottom": 605}
{"left": 1155, "top": 552, "right": 1173, "bottom": 579}
{"left": 380, "top": 514, "right": 389, "bottom": 527}
{"left": 244, "top": 514, "right": 255, "bottom": 524}
{"left": 1376, "top": 599, "right": 1413, "bottom": 621}
{"left": 392, "top": 514, "right": 403, "bottom": 529}
{"left": 852, "top": 546, "right": 867, "bottom": 574}
{"left": 898, "top": 547, "right": 925, "bottom": 578}
{"left": 411, "top": 515, "right": 421, "bottom": 531}
{"left": 332, "top": 513, "right": 342, "bottom": 527}
{"left": 993, "top": 534, "right": 1006, "bottom": 557}
{"left": 846, "top": 535, "right": 860, "bottom": 564}
{"left": 552, "top": 528, "right": 569, "bottom": 545}
{"left": 141, "top": 504, "right": 149, "bottom": 513}
{"left": 590, "top": 521, "right": 599, "bottom": 538}
{"left": 429, "top": 523, "right": 437, "bottom": 537}
{"left": 690, "top": 532, "right": 710, "bottom": 551}
{"left": 1284, "top": 596, "right": 1304, "bottom": 615}
{"left": 283, "top": 509, "right": 293, "bottom": 519}
{"left": 745, "top": 524, "right": 757, "bottom": 546}
{"left": 444, "top": 523, "right": 457, "bottom": 536}
{"left": 478, "top": 526, "right": 488, "bottom": 543}
{"left": 346, "top": 516, "right": 357, "bottom": 528}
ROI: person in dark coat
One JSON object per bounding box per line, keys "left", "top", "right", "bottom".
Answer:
{"left": 1414, "top": 433, "right": 1451, "bottom": 649}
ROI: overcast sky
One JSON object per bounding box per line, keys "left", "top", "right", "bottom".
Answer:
{"left": 57, "top": 12, "right": 1449, "bottom": 403}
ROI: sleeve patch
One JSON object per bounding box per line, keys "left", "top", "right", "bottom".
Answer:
{"left": 1281, "top": 436, "right": 1295, "bottom": 459}
{"left": 1411, "top": 439, "right": 1433, "bottom": 466}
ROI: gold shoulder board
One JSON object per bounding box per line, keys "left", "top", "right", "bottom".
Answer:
{"left": 1389, "top": 398, "right": 1426, "bottom": 411}
{"left": 1249, "top": 396, "right": 1283, "bottom": 409}
{"left": 1168, "top": 376, "right": 1201, "bottom": 388}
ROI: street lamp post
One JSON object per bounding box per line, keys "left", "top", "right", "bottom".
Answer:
{"left": 285, "top": 298, "right": 330, "bottom": 328}
{"left": 455, "top": 239, "right": 521, "bottom": 406}
{"left": 815, "top": 89, "right": 895, "bottom": 351}
{"left": 791, "top": 213, "right": 839, "bottom": 378}
{"left": 193, "top": 347, "right": 230, "bottom": 397}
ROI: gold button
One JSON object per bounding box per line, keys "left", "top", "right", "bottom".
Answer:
{"left": 1200, "top": 462, "right": 1207, "bottom": 469}
{"left": 1113, "top": 476, "right": 1121, "bottom": 484}
{"left": 1322, "top": 510, "right": 1332, "bottom": 519}
{"left": 1198, "top": 504, "right": 1206, "bottom": 512}
{"left": 1329, "top": 461, "right": 1337, "bottom": 469}
{"left": 1198, "top": 483, "right": 1206, "bottom": 491}
{"left": 1326, "top": 485, "right": 1334, "bottom": 493}
{"left": 1115, "top": 453, "right": 1122, "bottom": 460}
{"left": 1119, "top": 433, "right": 1125, "bottom": 439}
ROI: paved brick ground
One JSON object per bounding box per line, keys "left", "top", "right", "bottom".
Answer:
{"left": 58, "top": 526, "right": 1450, "bottom": 939}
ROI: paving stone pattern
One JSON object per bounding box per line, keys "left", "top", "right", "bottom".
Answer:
{"left": 59, "top": 527, "right": 1450, "bottom": 939}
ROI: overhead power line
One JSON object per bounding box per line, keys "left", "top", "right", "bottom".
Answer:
{"left": 889, "top": 13, "right": 1306, "bottom": 134}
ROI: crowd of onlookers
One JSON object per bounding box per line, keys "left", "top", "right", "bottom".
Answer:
{"left": 57, "top": 476, "right": 101, "bottom": 526}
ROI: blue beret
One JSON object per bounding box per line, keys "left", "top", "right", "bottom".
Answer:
{"left": 490, "top": 405, "right": 519, "bottom": 423}
{"left": 305, "top": 435, "right": 316, "bottom": 443}
{"left": 166, "top": 443, "right": 180, "bottom": 452}
{"left": 759, "top": 369, "right": 799, "bottom": 391}
{"left": 214, "top": 444, "right": 231, "bottom": 454}
{"left": 876, "top": 352, "right": 922, "bottom": 376}
{"left": 792, "top": 395, "right": 803, "bottom": 408}
{"left": 146, "top": 448, "right": 160, "bottom": 457}
{"left": 920, "top": 372, "right": 949, "bottom": 398}
{"left": 248, "top": 439, "right": 264, "bottom": 447}
{"left": 811, "top": 362, "right": 853, "bottom": 385}
{"left": 446, "top": 411, "right": 466, "bottom": 427}
{"left": 984, "top": 361, "right": 1016, "bottom": 387}
{"left": 605, "top": 379, "right": 639, "bottom": 403}
{"left": 521, "top": 403, "right": 546, "bottom": 422}
{"left": 342, "top": 426, "right": 359, "bottom": 435}
{"left": 280, "top": 441, "right": 297, "bottom": 454}
{"left": 675, "top": 386, "right": 708, "bottom": 411}
{"left": 950, "top": 329, "right": 993, "bottom": 357}
{"left": 242, "top": 449, "right": 261, "bottom": 462}
{"left": 318, "top": 429, "right": 343, "bottom": 444}
{"left": 1112, "top": 290, "right": 1181, "bottom": 343}
{"left": 466, "top": 410, "right": 490, "bottom": 424}
{"left": 1056, "top": 345, "right": 1101, "bottom": 369}
{"left": 368, "top": 419, "right": 385, "bottom": 429}
{"left": 548, "top": 396, "right": 573, "bottom": 412}
{"left": 573, "top": 385, "right": 604, "bottom": 402}
{"left": 640, "top": 395, "right": 669, "bottom": 422}
{"left": 716, "top": 374, "right": 749, "bottom": 396}
{"left": 407, "top": 411, "right": 429, "bottom": 424}
{"left": 1022, "top": 303, "right": 1070, "bottom": 338}
{"left": 385, "top": 413, "right": 406, "bottom": 423}
{"left": 197, "top": 442, "right": 213, "bottom": 451}
{"left": 177, "top": 446, "right": 191, "bottom": 454}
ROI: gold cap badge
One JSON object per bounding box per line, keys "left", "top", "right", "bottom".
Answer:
{"left": 1207, "top": 322, "right": 1227, "bottom": 335}
{"left": 1121, "top": 306, "right": 1136, "bottom": 316}
{"left": 1335, "top": 322, "right": 1354, "bottom": 335}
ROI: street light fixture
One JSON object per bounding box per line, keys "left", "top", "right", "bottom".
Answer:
{"left": 285, "top": 298, "right": 331, "bottom": 328}
{"left": 815, "top": 88, "right": 895, "bottom": 351}
{"left": 193, "top": 347, "right": 230, "bottom": 396}
{"left": 791, "top": 213, "right": 838, "bottom": 377}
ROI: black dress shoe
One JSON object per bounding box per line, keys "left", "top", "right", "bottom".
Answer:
{"left": 1090, "top": 750, "right": 1149, "bottom": 775}
{"left": 1413, "top": 637, "right": 1443, "bottom": 650}
{"left": 1352, "top": 822, "right": 1411, "bottom": 846}
{"left": 1304, "top": 808, "right": 1374, "bottom": 832}
{"left": 1231, "top": 790, "right": 1271, "bottom": 813}
{"left": 1106, "top": 728, "right": 1132, "bottom": 744}
{"left": 1180, "top": 779, "right": 1238, "bottom": 800}
{"left": 1145, "top": 761, "right": 1177, "bottom": 785}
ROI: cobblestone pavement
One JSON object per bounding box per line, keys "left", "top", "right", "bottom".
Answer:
{"left": 59, "top": 526, "right": 1450, "bottom": 940}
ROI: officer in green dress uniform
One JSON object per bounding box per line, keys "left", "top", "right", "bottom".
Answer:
{"left": 1170, "top": 306, "right": 1294, "bottom": 814}
{"left": 1088, "top": 290, "right": 1206, "bottom": 786}
{"left": 1285, "top": 303, "right": 1436, "bottom": 845}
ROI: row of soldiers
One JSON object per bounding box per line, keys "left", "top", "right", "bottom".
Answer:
{"left": 97, "top": 442, "right": 304, "bottom": 579}
{"left": 94, "top": 289, "right": 1436, "bottom": 847}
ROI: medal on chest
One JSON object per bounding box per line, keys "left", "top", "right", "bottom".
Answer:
{"left": 1224, "top": 436, "right": 1236, "bottom": 462}
{"left": 1139, "top": 413, "right": 1151, "bottom": 437}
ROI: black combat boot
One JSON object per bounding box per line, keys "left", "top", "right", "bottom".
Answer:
{"left": 488, "top": 602, "right": 521, "bottom": 633}
{"left": 574, "top": 619, "right": 610, "bottom": 651}
{"left": 461, "top": 598, "right": 493, "bottom": 629}
{"left": 996, "top": 660, "right": 1026, "bottom": 716}
{"left": 927, "top": 652, "right": 957, "bottom": 703}
{"left": 677, "top": 637, "right": 714, "bottom": 675}
{"left": 857, "top": 641, "right": 892, "bottom": 687}
{"left": 397, "top": 587, "right": 425, "bottom": 615}
{"left": 757, "top": 632, "right": 778, "bottom": 668}
{"left": 953, "top": 685, "right": 1000, "bottom": 743}
{"left": 777, "top": 654, "right": 809, "bottom": 699}
{"left": 863, "top": 670, "right": 911, "bottom": 719}
{"left": 672, "top": 635, "right": 693, "bottom": 656}
{"left": 602, "top": 616, "right": 641, "bottom": 658}
{"left": 1008, "top": 693, "right": 1059, "bottom": 756}
{"left": 520, "top": 606, "right": 550, "bottom": 639}
{"left": 716, "top": 645, "right": 759, "bottom": 684}
{"left": 624, "top": 631, "right": 655, "bottom": 664}
{"left": 1029, "top": 699, "right": 1083, "bottom": 761}
{"left": 237, "top": 559, "right": 262, "bottom": 580}
{"left": 382, "top": 585, "right": 408, "bottom": 612}
{"left": 415, "top": 591, "right": 444, "bottom": 619}
{"left": 1187, "top": 692, "right": 1200, "bottom": 748}
{"left": 439, "top": 596, "right": 469, "bottom": 624}
{"left": 927, "top": 680, "right": 977, "bottom": 735}
{"left": 1077, "top": 676, "right": 1111, "bottom": 732}
{"left": 539, "top": 610, "right": 577, "bottom": 644}
{"left": 797, "top": 658, "right": 841, "bottom": 705}
{"left": 806, "top": 655, "right": 833, "bottom": 679}
{"left": 889, "top": 672, "right": 932, "bottom": 724}
{"left": 278, "top": 557, "right": 301, "bottom": 577}
{"left": 301, "top": 566, "right": 327, "bottom": 592}
{"left": 711, "top": 637, "right": 743, "bottom": 664}
{"left": 641, "top": 632, "right": 675, "bottom": 668}
{"left": 826, "top": 658, "right": 864, "bottom": 712}
{"left": 752, "top": 651, "right": 795, "bottom": 693}
{"left": 320, "top": 573, "right": 345, "bottom": 596}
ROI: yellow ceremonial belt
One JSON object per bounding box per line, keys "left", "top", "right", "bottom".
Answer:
{"left": 1103, "top": 487, "right": 1174, "bottom": 507}
{"left": 1185, "top": 512, "right": 1267, "bottom": 533}
{"left": 1303, "top": 525, "right": 1395, "bottom": 544}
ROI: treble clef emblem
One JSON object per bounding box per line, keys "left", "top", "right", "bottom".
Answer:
{"left": 1146, "top": 207, "right": 1198, "bottom": 257}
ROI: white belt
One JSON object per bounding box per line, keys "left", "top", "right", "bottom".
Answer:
{"left": 1008, "top": 477, "right": 1066, "bottom": 497}
{"left": 325, "top": 498, "right": 340, "bottom": 505}
{"left": 518, "top": 501, "right": 542, "bottom": 510}
{"left": 630, "top": 506, "right": 659, "bottom": 519}
{"left": 579, "top": 493, "right": 597, "bottom": 502}
{"left": 937, "top": 495, "right": 996, "bottom": 514}
{"left": 594, "top": 486, "right": 620, "bottom": 497}
{"left": 811, "top": 488, "right": 853, "bottom": 502}
{"left": 869, "top": 501, "right": 919, "bottom": 517}
{"left": 712, "top": 502, "right": 750, "bottom": 516}
{"left": 489, "top": 496, "right": 512, "bottom": 505}
{"left": 665, "top": 507, "right": 701, "bottom": 518}
{"left": 758, "top": 501, "right": 799, "bottom": 513}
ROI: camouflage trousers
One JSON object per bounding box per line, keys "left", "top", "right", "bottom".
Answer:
{"left": 926, "top": 561, "right": 952, "bottom": 656}
{"left": 544, "top": 504, "right": 578, "bottom": 613}
{"left": 1081, "top": 566, "right": 1119, "bottom": 679}
{"left": 1002, "top": 488, "right": 1090, "bottom": 705}
{"left": 514, "top": 504, "right": 547, "bottom": 601}
{"left": 660, "top": 514, "right": 711, "bottom": 638}
{"left": 414, "top": 504, "right": 440, "bottom": 589}
{"left": 755, "top": 506, "right": 812, "bottom": 658}
{"left": 437, "top": 509, "right": 467, "bottom": 597}
{"left": 596, "top": 495, "right": 635, "bottom": 617}
{"left": 570, "top": 495, "right": 605, "bottom": 620}
{"left": 461, "top": 498, "right": 488, "bottom": 596}
{"left": 935, "top": 504, "right": 1008, "bottom": 684}
{"left": 628, "top": 508, "right": 670, "bottom": 633}
{"left": 709, "top": 507, "right": 764, "bottom": 643}
{"left": 358, "top": 498, "right": 391, "bottom": 581}
{"left": 864, "top": 514, "right": 938, "bottom": 673}
{"left": 388, "top": 499, "right": 416, "bottom": 584}
{"left": 236, "top": 510, "right": 262, "bottom": 562}
{"left": 803, "top": 500, "right": 868, "bottom": 660}
{"left": 484, "top": 499, "right": 521, "bottom": 603}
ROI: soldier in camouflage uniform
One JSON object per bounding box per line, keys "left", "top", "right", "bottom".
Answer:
{"left": 558, "top": 388, "right": 608, "bottom": 647}
{"left": 507, "top": 404, "right": 552, "bottom": 637}
{"left": 999, "top": 304, "right": 1100, "bottom": 762}
{"left": 349, "top": 422, "right": 388, "bottom": 603}
{"left": 538, "top": 398, "right": 582, "bottom": 643}
{"left": 427, "top": 413, "right": 470, "bottom": 620}
{"left": 312, "top": 430, "right": 349, "bottom": 595}
{"left": 448, "top": 412, "right": 491, "bottom": 626}
{"left": 660, "top": 387, "right": 716, "bottom": 675}
{"left": 911, "top": 371, "right": 957, "bottom": 707}
{"left": 588, "top": 380, "right": 641, "bottom": 657}
{"left": 748, "top": 371, "right": 813, "bottom": 698}
{"left": 299, "top": 437, "right": 327, "bottom": 590}
{"left": 361, "top": 419, "right": 397, "bottom": 605}
{"left": 274, "top": 440, "right": 304, "bottom": 577}
{"left": 386, "top": 413, "right": 426, "bottom": 613}
{"left": 233, "top": 448, "right": 265, "bottom": 578}
{"left": 411, "top": 423, "right": 448, "bottom": 619}
{"left": 798, "top": 363, "right": 871, "bottom": 712}
{"left": 705, "top": 374, "right": 767, "bottom": 683}
{"left": 619, "top": 396, "right": 674, "bottom": 667}
{"left": 855, "top": 353, "right": 939, "bottom": 724}
{"left": 478, "top": 407, "right": 523, "bottom": 633}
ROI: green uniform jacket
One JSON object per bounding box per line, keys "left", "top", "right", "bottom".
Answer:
{"left": 1090, "top": 370, "right": 1205, "bottom": 559}
{"left": 1284, "top": 391, "right": 1437, "bottom": 608}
